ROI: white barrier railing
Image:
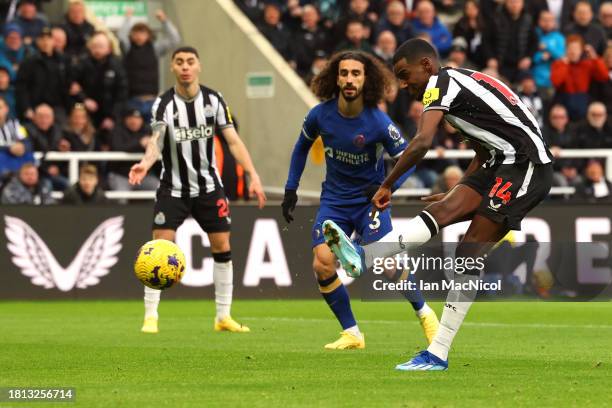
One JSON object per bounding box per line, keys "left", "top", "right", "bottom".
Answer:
{"left": 34, "top": 149, "right": 612, "bottom": 201}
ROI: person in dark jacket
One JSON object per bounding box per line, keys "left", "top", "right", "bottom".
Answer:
{"left": 482, "top": 0, "right": 537, "bottom": 83}
{"left": 293, "top": 5, "right": 330, "bottom": 78}
{"left": 117, "top": 8, "right": 180, "bottom": 123}
{"left": 108, "top": 108, "right": 158, "bottom": 194}
{"left": 573, "top": 101, "right": 612, "bottom": 148}
{"left": 1, "top": 162, "right": 54, "bottom": 204}
{"left": 24, "top": 103, "right": 67, "bottom": 190}
{"left": 257, "top": 3, "right": 295, "bottom": 64}
{"left": 452, "top": 0, "right": 486, "bottom": 67}
{"left": 376, "top": 1, "right": 413, "bottom": 47}
{"left": 61, "top": 0, "right": 95, "bottom": 62}
{"left": 575, "top": 159, "right": 612, "bottom": 201}
{"left": 564, "top": 1, "right": 607, "bottom": 55}
{"left": 62, "top": 163, "right": 107, "bottom": 204}
{"left": 15, "top": 26, "right": 70, "bottom": 122}
{"left": 70, "top": 31, "right": 128, "bottom": 134}
{"left": 11, "top": 0, "right": 48, "bottom": 44}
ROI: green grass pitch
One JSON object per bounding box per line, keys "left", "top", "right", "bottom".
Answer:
{"left": 1, "top": 300, "right": 610, "bottom": 407}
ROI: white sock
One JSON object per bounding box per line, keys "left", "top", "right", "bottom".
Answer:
{"left": 415, "top": 302, "right": 433, "bottom": 318}
{"left": 214, "top": 261, "right": 233, "bottom": 320}
{"left": 363, "top": 211, "right": 439, "bottom": 268}
{"left": 344, "top": 325, "right": 362, "bottom": 339}
{"left": 427, "top": 274, "right": 477, "bottom": 361}
{"left": 144, "top": 286, "right": 161, "bottom": 319}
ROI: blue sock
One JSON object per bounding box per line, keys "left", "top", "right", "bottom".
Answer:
{"left": 391, "top": 269, "right": 425, "bottom": 311}
{"left": 318, "top": 273, "right": 357, "bottom": 330}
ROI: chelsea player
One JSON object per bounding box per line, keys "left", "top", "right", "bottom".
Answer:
{"left": 282, "top": 51, "right": 439, "bottom": 349}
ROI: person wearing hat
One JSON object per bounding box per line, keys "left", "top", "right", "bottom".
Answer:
{"left": 12, "top": 0, "right": 49, "bottom": 45}
{"left": 15, "top": 25, "right": 70, "bottom": 122}
{"left": 445, "top": 36, "right": 477, "bottom": 69}
{"left": 117, "top": 8, "right": 181, "bottom": 124}
{"left": 0, "top": 23, "right": 34, "bottom": 79}
{"left": 107, "top": 107, "right": 158, "bottom": 198}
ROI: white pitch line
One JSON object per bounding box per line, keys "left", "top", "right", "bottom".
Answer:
{"left": 246, "top": 316, "right": 612, "bottom": 330}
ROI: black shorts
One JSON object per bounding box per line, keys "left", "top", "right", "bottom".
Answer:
{"left": 459, "top": 161, "right": 553, "bottom": 230}
{"left": 152, "top": 188, "right": 231, "bottom": 233}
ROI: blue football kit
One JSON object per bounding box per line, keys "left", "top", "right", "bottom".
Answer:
{"left": 285, "top": 98, "right": 414, "bottom": 247}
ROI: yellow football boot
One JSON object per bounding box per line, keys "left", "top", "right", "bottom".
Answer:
{"left": 141, "top": 316, "right": 159, "bottom": 334}
{"left": 419, "top": 309, "right": 440, "bottom": 344}
{"left": 214, "top": 316, "right": 250, "bottom": 333}
{"left": 324, "top": 331, "right": 365, "bottom": 350}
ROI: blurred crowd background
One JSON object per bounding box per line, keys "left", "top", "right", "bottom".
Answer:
{"left": 0, "top": 0, "right": 611, "bottom": 205}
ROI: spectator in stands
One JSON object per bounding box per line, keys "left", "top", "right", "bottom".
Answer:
{"left": 108, "top": 107, "right": 158, "bottom": 195}
{"left": 25, "top": 103, "right": 67, "bottom": 190}
{"left": 70, "top": 31, "right": 127, "bottom": 136}
{"left": 62, "top": 163, "right": 106, "bottom": 204}
{"left": 304, "top": 50, "right": 328, "bottom": 85}
{"left": 0, "top": 66, "right": 16, "bottom": 117}
{"left": 257, "top": 3, "right": 295, "bottom": 64}
{"left": 412, "top": 1, "right": 453, "bottom": 57}
{"left": 25, "top": 103, "right": 61, "bottom": 152}
{"left": 599, "top": 2, "right": 612, "bottom": 44}
{"left": 373, "top": 30, "right": 397, "bottom": 65}
{"left": 0, "top": 23, "right": 33, "bottom": 80}
{"left": 118, "top": 8, "right": 180, "bottom": 123}
{"left": 482, "top": 0, "right": 537, "bottom": 83}
{"left": 532, "top": 10, "right": 565, "bottom": 91}
{"left": 51, "top": 25, "right": 67, "bottom": 55}
{"left": 530, "top": 0, "right": 576, "bottom": 32}
{"left": 551, "top": 35, "right": 608, "bottom": 120}
{"left": 293, "top": 5, "right": 330, "bottom": 78}
{"left": 376, "top": 1, "right": 413, "bottom": 46}
{"left": 591, "top": 46, "right": 612, "bottom": 114}
{"left": 446, "top": 37, "right": 476, "bottom": 68}
{"left": 576, "top": 160, "right": 611, "bottom": 201}
{"left": 1, "top": 162, "right": 54, "bottom": 204}
{"left": 574, "top": 101, "right": 612, "bottom": 148}
{"left": 16, "top": 26, "right": 70, "bottom": 122}
{"left": 542, "top": 104, "right": 580, "bottom": 187}
{"left": 335, "top": 18, "right": 373, "bottom": 53}
{"left": 61, "top": 0, "right": 95, "bottom": 62}
{"left": 336, "top": 0, "right": 376, "bottom": 44}
{"left": 62, "top": 103, "right": 98, "bottom": 152}
{"left": 432, "top": 165, "right": 463, "bottom": 194}
{"left": 452, "top": 0, "right": 485, "bottom": 67}
{"left": 0, "top": 96, "right": 32, "bottom": 176}
{"left": 564, "top": 1, "right": 607, "bottom": 55}
{"left": 517, "top": 72, "right": 544, "bottom": 126}
{"left": 235, "top": 0, "right": 265, "bottom": 23}
{"left": 11, "top": 0, "right": 48, "bottom": 45}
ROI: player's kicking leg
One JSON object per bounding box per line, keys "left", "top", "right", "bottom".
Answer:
{"left": 208, "top": 231, "right": 250, "bottom": 333}
{"left": 141, "top": 228, "right": 175, "bottom": 334}
{"left": 314, "top": 244, "right": 365, "bottom": 349}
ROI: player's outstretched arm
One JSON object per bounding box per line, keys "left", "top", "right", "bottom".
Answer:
{"left": 282, "top": 133, "right": 315, "bottom": 223}
{"left": 221, "top": 126, "right": 267, "bottom": 209}
{"left": 129, "top": 128, "right": 163, "bottom": 185}
{"left": 372, "top": 110, "right": 444, "bottom": 210}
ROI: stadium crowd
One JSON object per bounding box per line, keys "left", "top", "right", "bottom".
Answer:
{"left": 0, "top": 0, "right": 610, "bottom": 205}
{"left": 237, "top": 0, "right": 612, "bottom": 200}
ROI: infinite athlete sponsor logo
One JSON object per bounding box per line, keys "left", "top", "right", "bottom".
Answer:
{"left": 4, "top": 216, "right": 124, "bottom": 291}
{"left": 173, "top": 125, "right": 215, "bottom": 142}
{"left": 323, "top": 147, "right": 369, "bottom": 165}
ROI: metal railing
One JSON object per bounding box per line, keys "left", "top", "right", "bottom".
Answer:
{"left": 34, "top": 149, "right": 612, "bottom": 201}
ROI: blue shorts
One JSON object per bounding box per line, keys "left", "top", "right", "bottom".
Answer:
{"left": 312, "top": 202, "right": 393, "bottom": 247}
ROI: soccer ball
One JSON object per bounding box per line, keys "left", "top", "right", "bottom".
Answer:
{"left": 134, "top": 239, "right": 186, "bottom": 290}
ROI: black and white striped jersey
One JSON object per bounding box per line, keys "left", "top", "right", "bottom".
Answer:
{"left": 0, "top": 118, "right": 27, "bottom": 147}
{"left": 152, "top": 85, "right": 234, "bottom": 198}
{"left": 422, "top": 67, "right": 553, "bottom": 166}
